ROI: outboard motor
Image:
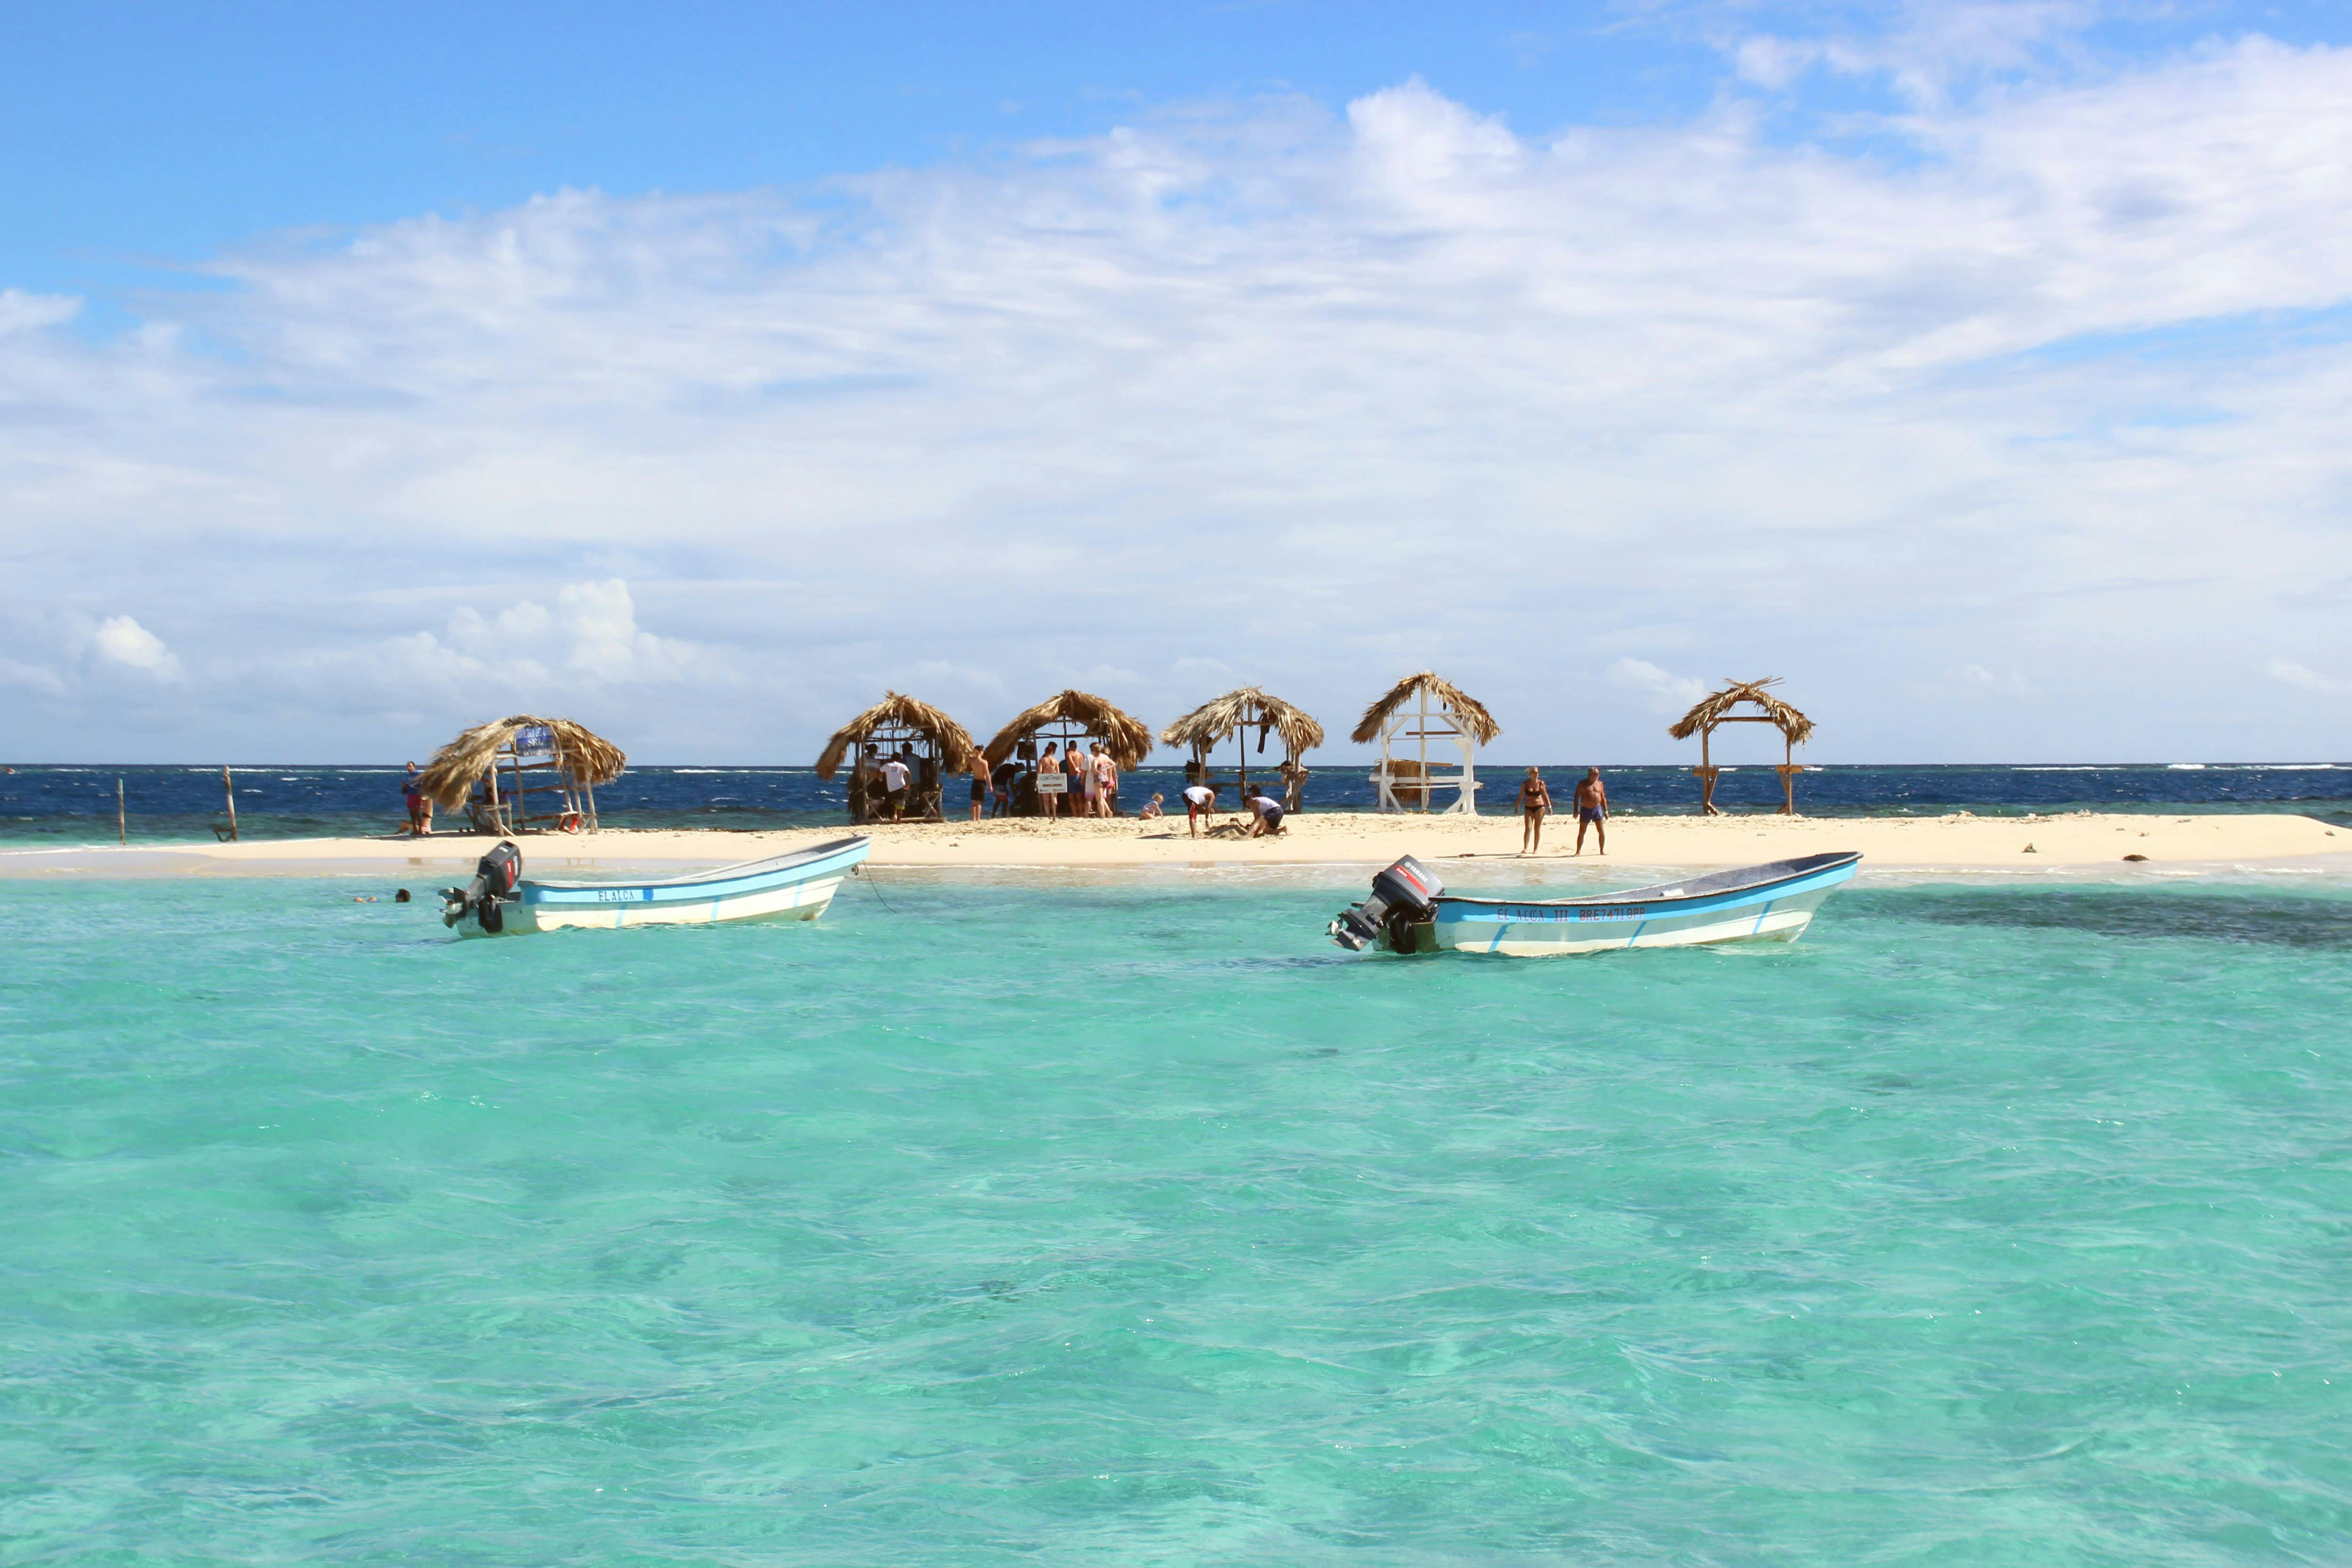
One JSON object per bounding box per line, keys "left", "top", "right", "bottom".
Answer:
{"left": 1328, "top": 856, "right": 1443, "bottom": 953}
{"left": 441, "top": 841, "right": 523, "bottom": 932}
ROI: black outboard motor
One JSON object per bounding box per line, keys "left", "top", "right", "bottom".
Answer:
{"left": 441, "top": 841, "right": 523, "bottom": 932}
{"left": 1329, "top": 856, "right": 1443, "bottom": 953}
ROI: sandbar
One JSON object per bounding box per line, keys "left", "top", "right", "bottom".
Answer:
{"left": 3, "top": 810, "right": 2344, "bottom": 880}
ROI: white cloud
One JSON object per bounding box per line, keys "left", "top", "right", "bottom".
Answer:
{"left": 0, "top": 288, "right": 80, "bottom": 337}
{"left": 91, "top": 616, "right": 183, "bottom": 681}
{"left": 2265, "top": 659, "right": 2345, "bottom": 696}
{"left": 1599, "top": 658, "right": 1712, "bottom": 719}
{"left": 0, "top": 655, "right": 67, "bottom": 696}
{"left": 1608, "top": 658, "right": 1708, "bottom": 715}
{"left": 399, "top": 580, "right": 715, "bottom": 692}
{"left": 4, "top": 29, "right": 2352, "bottom": 760}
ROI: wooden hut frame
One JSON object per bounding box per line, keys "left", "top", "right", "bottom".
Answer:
{"left": 1351, "top": 670, "right": 1501, "bottom": 815}
{"left": 983, "top": 690, "right": 1152, "bottom": 816}
{"left": 1159, "top": 686, "right": 1325, "bottom": 819}
{"left": 1668, "top": 678, "right": 1815, "bottom": 815}
{"left": 815, "top": 691, "right": 977, "bottom": 825}
{"left": 416, "top": 715, "right": 625, "bottom": 835}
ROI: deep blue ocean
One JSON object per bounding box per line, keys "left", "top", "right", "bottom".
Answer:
{"left": 3, "top": 870, "right": 2349, "bottom": 1563}
{"left": 3, "top": 762, "right": 2348, "bottom": 844}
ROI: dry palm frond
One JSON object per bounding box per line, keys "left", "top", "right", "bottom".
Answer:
{"left": 1668, "top": 678, "right": 1815, "bottom": 745}
{"left": 982, "top": 690, "right": 1153, "bottom": 768}
{"left": 1350, "top": 669, "right": 1502, "bottom": 746}
{"left": 415, "top": 715, "right": 627, "bottom": 809}
{"left": 1158, "top": 686, "right": 1326, "bottom": 759}
{"left": 814, "top": 691, "right": 978, "bottom": 778}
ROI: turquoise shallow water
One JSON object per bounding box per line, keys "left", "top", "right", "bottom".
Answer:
{"left": 4, "top": 872, "right": 2350, "bottom": 1565}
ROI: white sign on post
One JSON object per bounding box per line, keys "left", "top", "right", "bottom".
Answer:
{"left": 1034, "top": 772, "right": 1066, "bottom": 795}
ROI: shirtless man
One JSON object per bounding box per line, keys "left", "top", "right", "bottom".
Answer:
{"left": 1038, "top": 744, "right": 1061, "bottom": 819}
{"left": 1518, "top": 766, "right": 1550, "bottom": 854}
{"left": 1573, "top": 767, "right": 1608, "bottom": 856}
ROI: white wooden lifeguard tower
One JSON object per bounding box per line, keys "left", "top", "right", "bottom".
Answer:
{"left": 1352, "top": 671, "right": 1501, "bottom": 814}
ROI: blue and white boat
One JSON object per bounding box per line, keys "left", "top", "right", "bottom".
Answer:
{"left": 441, "top": 836, "right": 872, "bottom": 936}
{"left": 1329, "top": 851, "right": 1861, "bottom": 956}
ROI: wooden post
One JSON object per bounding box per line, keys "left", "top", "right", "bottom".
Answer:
{"left": 222, "top": 765, "right": 238, "bottom": 841}
{"left": 1416, "top": 685, "right": 1430, "bottom": 814}
{"left": 116, "top": 777, "right": 126, "bottom": 845}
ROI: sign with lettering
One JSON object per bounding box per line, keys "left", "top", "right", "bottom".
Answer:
{"left": 1035, "top": 772, "right": 1067, "bottom": 795}
{"left": 512, "top": 725, "right": 555, "bottom": 756}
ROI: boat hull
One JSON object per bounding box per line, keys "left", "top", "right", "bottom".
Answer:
{"left": 1392, "top": 852, "right": 1861, "bottom": 957}
{"left": 466, "top": 836, "right": 872, "bottom": 936}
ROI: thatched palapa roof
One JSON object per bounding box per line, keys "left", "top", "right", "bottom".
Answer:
{"left": 415, "top": 715, "right": 627, "bottom": 809}
{"left": 1159, "top": 686, "right": 1325, "bottom": 759}
{"left": 1350, "top": 670, "right": 1502, "bottom": 746}
{"left": 1669, "top": 678, "right": 1815, "bottom": 745}
{"left": 814, "top": 692, "right": 978, "bottom": 779}
{"left": 983, "top": 690, "right": 1153, "bottom": 769}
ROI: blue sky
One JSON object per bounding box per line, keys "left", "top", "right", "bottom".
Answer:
{"left": 11, "top": 0, "right": 2344, "bottom": 303}
{"left": 5, "top": 2, "right": 2352, "bottom": 762}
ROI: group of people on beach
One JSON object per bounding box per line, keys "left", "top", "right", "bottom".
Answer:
{"left": 1517, "top": 766, "right": 1609, "bottom": 855}
{"left": 967, "top": 741, "right": 1120, "bottom": 821}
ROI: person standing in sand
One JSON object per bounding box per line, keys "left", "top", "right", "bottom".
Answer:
{"left": 1093, "top": 742, "right": 1117, "bottom": 818}
{"left": 402, "top": 763, "right": 429, "bottom": 837}
{"left": 881, "top": 752, "right": 912, "bottom": 821}
{"left": 1182, "top": 780, "right": 1214, "bottom": 837}
{"left": 1037, "top": 744, "right": 1061, "bottom": 820}
{"left": 1518, "top": 766, "right": 1551, "bottom": 854}
{"left": 1573, "top": 767, "right": 1608, "bottom": 856}
{"left": 968, "top": 758, "right": 988, "bottom": 822}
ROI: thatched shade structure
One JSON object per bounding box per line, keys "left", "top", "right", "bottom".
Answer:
{"left": 416, "top": 715, "right": 626, "bottom": 834}
{"left": 983, "top": 691, "right": 1152, "bottom": 769}
{"left": 1668, "top": 678, "right": 1815, "bottom": 815}
{"left": 815, "top": 691, "right": 977, "bottom": 824}
{"left": 1159, "top": 686, "right": 1325, "bottom": 814}
{"left": 1352, "top": 670, "right": 1501, "bottom": 815}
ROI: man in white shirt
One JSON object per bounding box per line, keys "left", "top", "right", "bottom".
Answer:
{"left": 1182, "top": 782, "right": 1215, "bottom": 838}
{"left": 881, "top": 754, "right": 912, "bottom": 820}
{"left": 1247, "top": 788, "right": 1286, "bottom": 837}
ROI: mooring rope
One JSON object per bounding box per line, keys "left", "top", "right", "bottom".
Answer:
{"left": 855, "top": 861, "right": 898, "bottom": 915}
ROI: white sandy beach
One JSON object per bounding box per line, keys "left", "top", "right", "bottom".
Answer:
{"left": 3, "top": 809, "right": 2343, "bottom": 879}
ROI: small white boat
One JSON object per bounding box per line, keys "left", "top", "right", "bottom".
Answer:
{"left": 1330, "top": 851, "right": 1861, "bottom": 956}
{"left": 441, "top": 836, "right": 871, "bottom": 936}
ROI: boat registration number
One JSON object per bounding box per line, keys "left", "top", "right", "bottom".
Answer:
{"left": 1491, "top": 904, "right": 1642, "bottom": 923}
{"left": 594, "top": 889, "right": 657, "bottom": 902}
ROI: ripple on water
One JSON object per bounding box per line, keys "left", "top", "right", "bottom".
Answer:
{"left": 1, "top": 876, "right": 2349, "bottom": 1563}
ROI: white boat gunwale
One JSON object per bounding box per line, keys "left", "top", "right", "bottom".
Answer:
{"left": 516, "top": 836, "right": 872, "bottom": 907}
{"left": 1432, "top": 850, "right": 1862, "bottom": 925}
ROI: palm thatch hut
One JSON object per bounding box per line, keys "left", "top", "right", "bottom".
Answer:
{"left": 815, "top": 691, "right": 977, "bottom": 824}
{"left": 416, "top": 715, "right": 626, "bottom": 835}
{"left": 1352, "top": 670, "right": 1502, "bottom": 814}
{"left": 1159, "top": 686, "right": 1325, "bottom": 815}
{"left": 982, "top": 690, "right": 1152, "bottom": 817}
{"left": 1668, "top": 678, "right": 1816, "bottom": 815}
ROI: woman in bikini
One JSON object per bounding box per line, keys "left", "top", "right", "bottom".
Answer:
{"left": 1092, "top": 742, "right": 1117, "bottom": 818}
{"left": 1519, "top": 766, "right": 1551, "bottom": 854}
